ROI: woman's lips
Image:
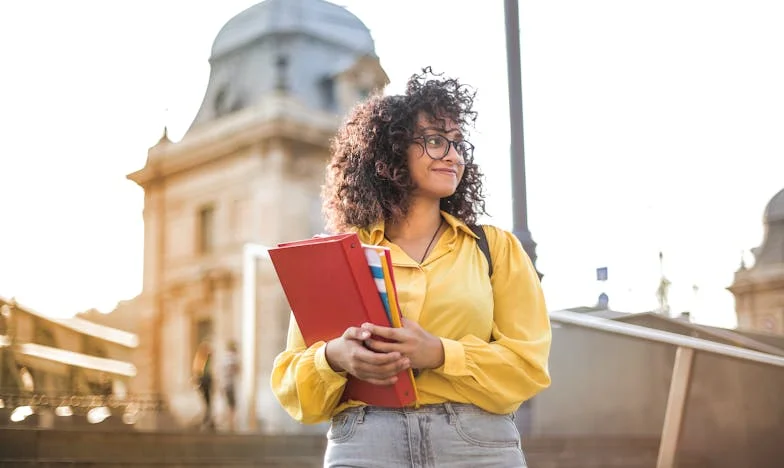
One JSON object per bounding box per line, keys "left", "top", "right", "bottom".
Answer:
{"left": 432, "top": 168, "right": 457, "bottom": 175}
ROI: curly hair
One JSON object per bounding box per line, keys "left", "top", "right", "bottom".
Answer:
{"left": 322, "top": 67, "right": 487, "bottom": 233}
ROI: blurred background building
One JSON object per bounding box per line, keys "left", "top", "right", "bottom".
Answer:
{"left": 728, "top": 187, "right": 784, "bottom": 335}
{"left": 0, "top": 296, "right": 139, "bottom": 428}
{"left": 121, "top": 0, "right": 387, "bottom": 431}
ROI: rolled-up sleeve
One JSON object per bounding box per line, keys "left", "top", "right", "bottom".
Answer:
{"left": 432, "top": 227, "right": 552, "bottom": 414}
{"left": 270, "top": 314, "right": 348, "bottom": 423}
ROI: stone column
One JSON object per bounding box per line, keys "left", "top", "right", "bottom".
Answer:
{"left": 209, "top": 269, "right": 234, "bottom": 427}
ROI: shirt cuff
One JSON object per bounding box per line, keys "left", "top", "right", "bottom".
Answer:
{"left": 314, "top": 342, "right": 348, "bottom": 381}
{"left": 435, "top": 338, "right": 468, "bottom": 376}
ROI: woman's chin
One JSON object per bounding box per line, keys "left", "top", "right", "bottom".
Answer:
{"left": 413, "top": 185, "right": 459, "bottom": 201}
{"left": 435, "top": 186, "right": 459, "bottom": 199}
{"left": 432, "top": 190, "right": 459, "bottom": 201}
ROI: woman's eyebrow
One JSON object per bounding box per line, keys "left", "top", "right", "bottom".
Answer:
{"left": 420, "top": 126, "right": 462, "bottom": 137}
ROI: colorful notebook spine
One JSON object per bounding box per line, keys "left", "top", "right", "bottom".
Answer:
{"left": 362, "top": 245, "right": 419, "bottom": 401}
{"left": 364, "top": 246, "right": 393, "bottom": 325}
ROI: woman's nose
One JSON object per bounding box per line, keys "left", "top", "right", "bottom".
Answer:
{"left": 443, "top": 143, "right": 464, "bottom": 165}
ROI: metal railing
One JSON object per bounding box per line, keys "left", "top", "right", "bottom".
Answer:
{"left": 549, "top": 309, "right": 784, "bottom": 468}
{"left": 550, "top": 310, "right": 784, "bottom": 368}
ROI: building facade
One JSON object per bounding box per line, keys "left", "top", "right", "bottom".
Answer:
{"left": 729, "top": 187, "right": 784, "bottom": 335}
{"left": 0, "top": 296, "right": 139, "bottom": 428}
{"left": 124, "top": 0, "right": 388, "bottom": 432}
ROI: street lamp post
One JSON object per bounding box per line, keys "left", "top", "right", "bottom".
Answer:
{"left": 504, "top": 0, "right": 542, "bottom": 279}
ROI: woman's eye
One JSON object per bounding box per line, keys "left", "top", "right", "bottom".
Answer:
{"left": 425, "top": 136, "right": 445, "bottom": 147}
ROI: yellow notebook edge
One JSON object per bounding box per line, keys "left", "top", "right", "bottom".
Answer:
{"left": 378, "top": 257, "right": 402, "bottom": 328}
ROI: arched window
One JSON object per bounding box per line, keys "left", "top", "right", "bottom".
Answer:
{"left": 320, "top": 77, "right": 337, "bottom": 111}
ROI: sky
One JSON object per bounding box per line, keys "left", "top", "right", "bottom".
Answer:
{"left": 0, "top": 0, "right": 782, "bottom": 328}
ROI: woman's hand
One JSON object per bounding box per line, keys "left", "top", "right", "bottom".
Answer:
{"left": 324, "top": 326, "right": 411, "bottom": 385}
{"left": 361, "top": 318, "right": 445, "bottom": 371}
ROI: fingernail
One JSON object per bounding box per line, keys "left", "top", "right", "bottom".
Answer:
{"left": 361, "top": 323, "right": 372, "bottom": 329}
{"left": 360, "top": 331, "right": 370, "bottom": 339}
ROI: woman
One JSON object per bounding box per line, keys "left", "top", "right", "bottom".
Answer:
{"left": 271, "top": 68, "right": 551, "bottom": 467}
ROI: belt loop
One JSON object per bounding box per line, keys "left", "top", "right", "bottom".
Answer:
{"left": 443, "top": 402, "right": 456, "bottom": 424}
{"left": 357, "top": 406, "right": 366, "bottom": 423}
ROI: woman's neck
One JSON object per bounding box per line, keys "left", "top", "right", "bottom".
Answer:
{"left": 385, "top": 197, "right": 443, "bottom": 242}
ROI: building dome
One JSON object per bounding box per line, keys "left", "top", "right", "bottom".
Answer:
{"left": 211, "top": 0, "right": 375, "bottom": 59}
{"left": 764, "top": 187, "right": 784, "bottom": 224}
{"left": 184, "top": 0, "right": 386, "bottom": 136}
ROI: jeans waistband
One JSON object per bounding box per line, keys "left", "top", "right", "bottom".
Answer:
{"left": 341, "top": 403, "right": 492, "bottom": 417}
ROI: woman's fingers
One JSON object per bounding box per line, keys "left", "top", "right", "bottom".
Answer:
{"left": 361, "top": 375, "right": 399, "bottom": 386}
{"left": 354, "top": 363, "right": 405, "bottom": 384}
{"left": 361, "top": 322, "right": 406, "bottom": 341}
{"left": 338, "top": 327, "right": 411, "bottom": 383}
{"left": 351, "top": 344, "right": 402, "bottom": 365}
{"left": 344, "top": 342, "right": 409, "bottom": 380}
{"left": 363, "top": 338, "right": 400, "bottom": 354}
{"left": 355, "top": 356, "right": 409, "bottom": 376}
{"left": 342, "top": 326, "right": 371, "bottom": 342}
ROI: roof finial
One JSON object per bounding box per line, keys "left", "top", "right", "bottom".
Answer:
{"left": 739, "top": 250, "right": 747, "bottom": 270}
{"left": 157, "top": 126, "right": 171, "bottom": 145}
{"left": 156, "top": 108, "right": 172, "bottom": 145}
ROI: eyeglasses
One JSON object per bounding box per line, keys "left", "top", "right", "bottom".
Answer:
{"left": 412, "top": 135, "right": 474, "bottom": 165}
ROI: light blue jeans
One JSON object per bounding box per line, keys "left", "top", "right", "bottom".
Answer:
{"left": 324, "top": 403, "right": 526, "bottom": 468}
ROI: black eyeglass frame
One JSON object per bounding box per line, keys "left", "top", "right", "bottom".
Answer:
{"left": 411, "top": 135, "right": 474, "bottom": 165}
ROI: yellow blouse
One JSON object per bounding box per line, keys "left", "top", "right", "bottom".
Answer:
{"left": 270, "top": 211, "right": 552, "bottom": 424}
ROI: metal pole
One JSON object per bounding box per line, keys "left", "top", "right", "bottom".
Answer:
{"left": 504, "top": 0, "right": 542, "bottom": 279}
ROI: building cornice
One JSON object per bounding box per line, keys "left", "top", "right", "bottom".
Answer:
{"left": 127, "top": 93, "right": 341, "bottom": 187}
{"left": 728, "top": 265, "right": 784, "bottom": 295}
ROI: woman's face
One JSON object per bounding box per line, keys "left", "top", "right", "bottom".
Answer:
{"left": 406, "top": 113, "right": 466, "bottom": 200}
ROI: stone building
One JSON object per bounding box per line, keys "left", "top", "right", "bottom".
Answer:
{"left": 729, "top": 187, "right": 784, "bottom": 335}
{"left": 0, "top": 296, "right": 138, "bottom": 428}
{"left": 124, "top": 0, "right": 388, "bottom": 432}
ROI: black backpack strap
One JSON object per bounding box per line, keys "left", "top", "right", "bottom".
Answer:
{"left": 468, "top": 224, "right": 493, "bottom": 278}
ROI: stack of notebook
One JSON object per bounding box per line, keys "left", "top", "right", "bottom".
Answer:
{"left": 268, "top": 233, "right": 417, "bottom": 407}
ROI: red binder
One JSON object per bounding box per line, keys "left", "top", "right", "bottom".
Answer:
{"left": 268, "top": 233, "right": 416, "bottom": 407}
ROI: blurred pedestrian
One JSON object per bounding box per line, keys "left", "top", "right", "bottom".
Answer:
{"left": 221, "top": 340, "right": 240, "bottom": 431}
{"left": 192, "top": 341, "right": 214, "bottom": 431}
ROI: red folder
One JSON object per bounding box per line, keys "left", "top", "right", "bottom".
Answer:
{"left": 268, "top": 233, "right": 416, "bottom": 407}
